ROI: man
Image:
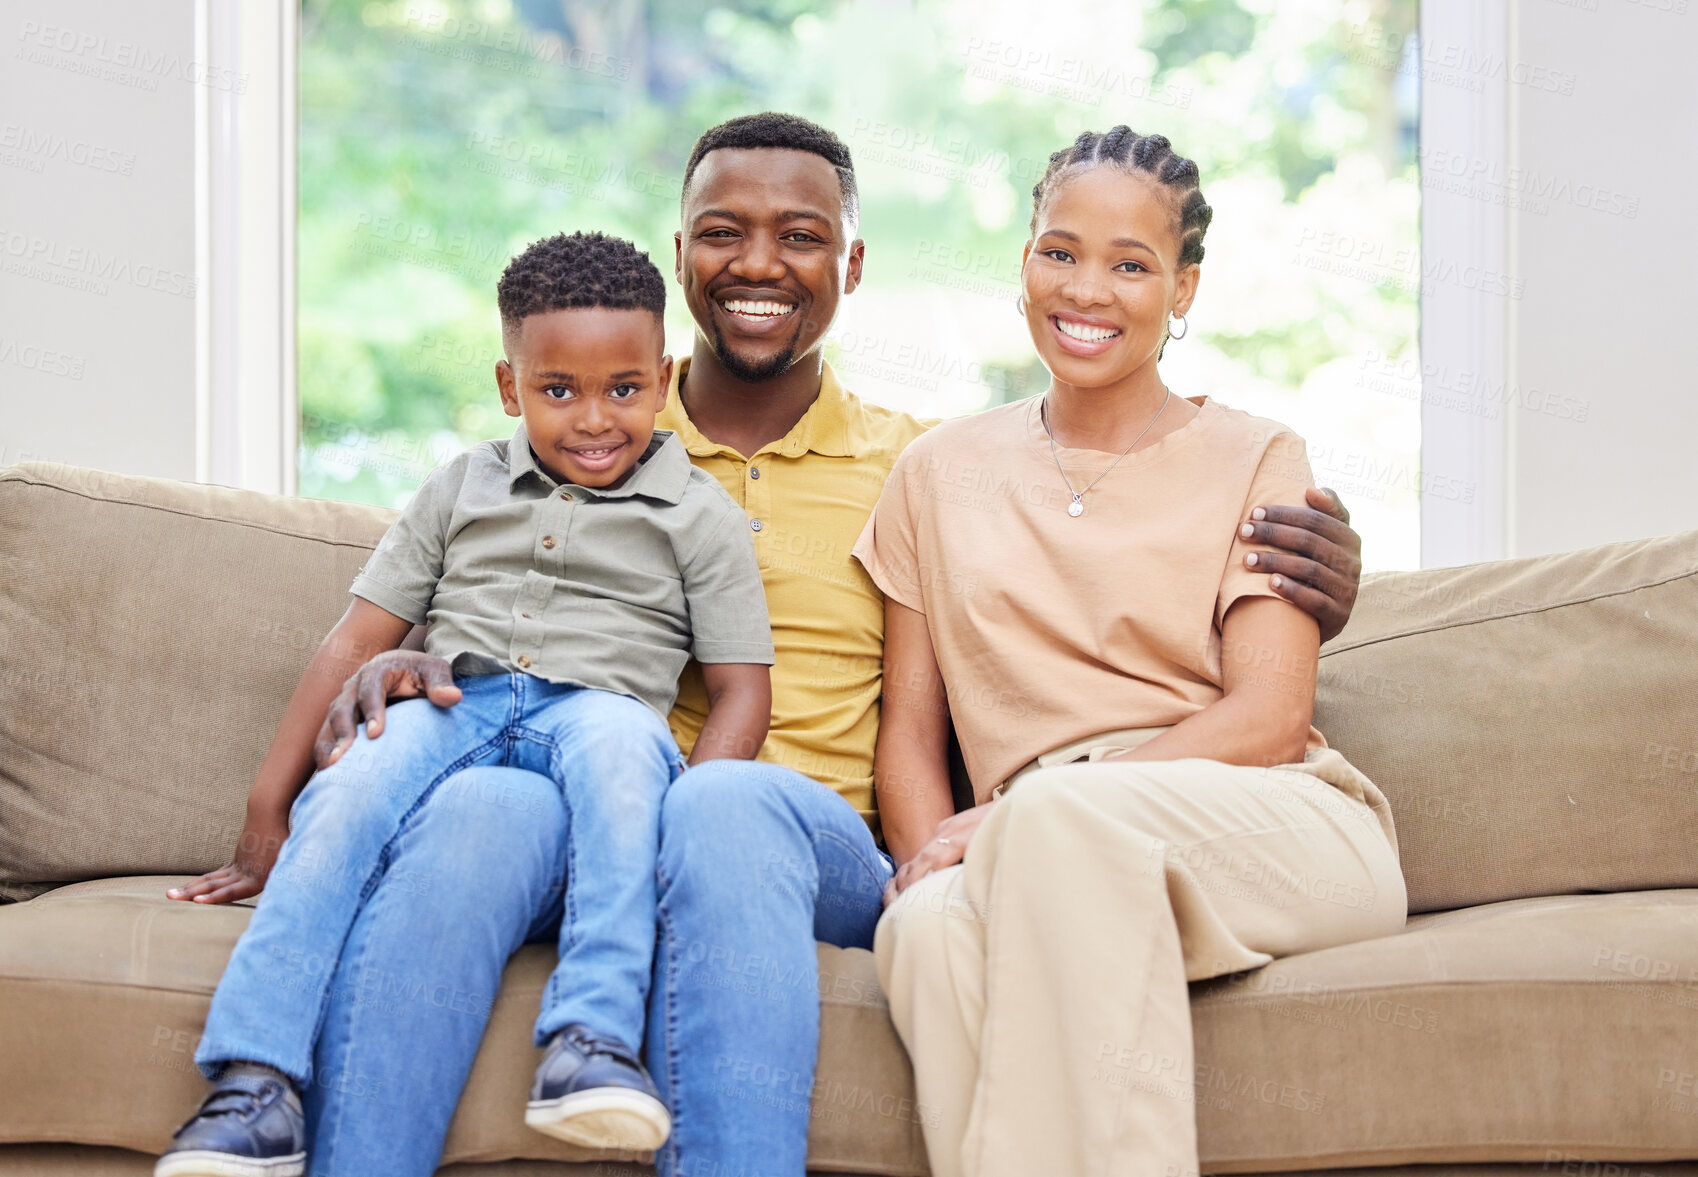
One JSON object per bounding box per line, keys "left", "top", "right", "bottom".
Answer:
{"left": 306, "top": 113, "right": 1366, "bottom": 1176}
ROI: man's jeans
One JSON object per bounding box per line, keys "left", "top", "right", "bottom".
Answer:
{"left": 646, "top": 760, "right": 893, "bottom": 1177}
{"left": 197, "top": 674, "right": 683, "bottom": 1096}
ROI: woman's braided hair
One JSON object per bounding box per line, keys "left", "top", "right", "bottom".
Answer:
{"left": 1029, "top": 127, "right": 1213, "bottom": 267}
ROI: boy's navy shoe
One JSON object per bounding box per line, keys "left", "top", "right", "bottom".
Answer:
{"left": 525, "top": 1024, "right": 671, "bottom": 1151}
{"left": 154, "top": 1067, "right": 306, "bottom": 1177}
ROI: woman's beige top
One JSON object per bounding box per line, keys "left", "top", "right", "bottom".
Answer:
{"left": 851, "top": 395, "right": 1324, "bottom": 800}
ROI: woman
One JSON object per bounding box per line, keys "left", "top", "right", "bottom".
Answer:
{"left": 852, "top": 127, "right": 1406, "bottom": 1177}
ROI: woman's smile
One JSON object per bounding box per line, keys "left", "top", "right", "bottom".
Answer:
{"left": 1019, "top": 166, "right": 1201, "bottom": 405}
{"left": 1049, "top": 312, "right": 1123, "bottom": 356}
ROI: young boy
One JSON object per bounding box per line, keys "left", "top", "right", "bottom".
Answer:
{"left": 156, "top": 232, "right": 774, "bottom": 1177}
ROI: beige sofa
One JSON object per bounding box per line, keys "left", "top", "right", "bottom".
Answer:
{"left": 2, "top": 460, "right": 1697, "bottom": 1177}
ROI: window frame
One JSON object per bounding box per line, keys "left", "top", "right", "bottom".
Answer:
{"left": 194, "top": 0, "right": 298, "bottom": 494}
{"left": 1416, "top": 0, "right": 1511, "bottom": 566}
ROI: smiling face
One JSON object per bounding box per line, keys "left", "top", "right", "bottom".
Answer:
{"left": 496, "top": 307, "right": 673, "bottom": 488}
{"left": 1021, "top": 166, "right": 1200, "bottom": 391}
{"left": 676, "top": 147, "right": 864, "bottom": 383}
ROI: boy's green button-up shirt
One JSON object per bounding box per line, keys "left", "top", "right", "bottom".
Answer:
{"left": 350, "top": 424, "right": 774, "bottom": 719}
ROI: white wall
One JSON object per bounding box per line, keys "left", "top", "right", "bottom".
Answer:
{"left": 1506, "top": 0, "right": 1698, "bottom": 556}
{"left": 1423, "top": 0, "right": 1698, "bottom": 564}
{"left": 0, "top": 0, "right": 199, "bottom": 479}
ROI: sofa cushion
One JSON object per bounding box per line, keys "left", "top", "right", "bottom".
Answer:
{"left": 1317, "top": 530, "right": 1698, "bottom": 913}
{"left": 0, "top": 463, "right": 394, "bottom": 901}
{"left": 1191, "top": 887, "right": 1698, "bottom": 1169}
{"left": 7, "top": 878, "right": 1698, "bottom": 1170}
{"left": 0, "top": 877, "right": 925, "bottom": 1174}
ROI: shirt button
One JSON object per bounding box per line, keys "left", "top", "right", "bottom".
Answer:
{"left": 559, "top": 489, "right": 571, "bottom": 500}
{"left": 749, "top": 518, "right": 764, "bottom": 532}
{"left": 749, "top": 467, "right": 761, "bottom": 479}
{"left": 541, "top": 535, "right": 557, "bottom": 549}
{"left": 516, "top": 655, "right": 533, "bottom": 669}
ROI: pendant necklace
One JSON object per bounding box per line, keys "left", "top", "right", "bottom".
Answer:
{"left": 1041, "top": 388, "right": 1172, "bottom": 518}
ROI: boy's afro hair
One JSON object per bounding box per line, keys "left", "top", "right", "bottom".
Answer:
{"left": 497, "top": 231, "right": 665, "bottom": 334}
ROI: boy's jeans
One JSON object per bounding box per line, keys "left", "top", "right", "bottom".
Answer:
{"left": 196, "top": 673, "right": 684, "bottom": 1086}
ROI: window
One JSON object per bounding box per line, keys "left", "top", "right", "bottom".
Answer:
{"left": 298, "top": 0, "right": 1419, "bottom": 567}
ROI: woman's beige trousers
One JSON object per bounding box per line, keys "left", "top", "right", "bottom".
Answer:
{"left": 876, "top": 743, "right": 1407, "bottom": 1177}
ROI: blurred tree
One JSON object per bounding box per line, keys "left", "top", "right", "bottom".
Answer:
{"left": 1143, "top": 0, "right": 1258, "bottom": 71}
{"left": 298, "top": 0, "right": 1419, "bottom": 567}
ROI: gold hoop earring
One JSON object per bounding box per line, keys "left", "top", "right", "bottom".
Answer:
{"left": 1167, "top": 314, "right": 1188, "bottom": 340}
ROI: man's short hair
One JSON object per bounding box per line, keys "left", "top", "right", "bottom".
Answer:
{"left": 683, "top": 112, "right": 859, "bottom": 228}
{"left": 496, "top": 231, "right": 666, "bottom": 343}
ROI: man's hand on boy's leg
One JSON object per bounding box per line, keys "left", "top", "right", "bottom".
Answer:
{"left": 1240, "top": 486, "right": 1363, "bottom": 645}
{"left": 314, "top": 650, "right": 461, "bottom": 768}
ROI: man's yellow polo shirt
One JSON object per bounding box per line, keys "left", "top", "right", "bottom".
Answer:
{"left": 658, "top": 358, "right": 930, "bottom": 833}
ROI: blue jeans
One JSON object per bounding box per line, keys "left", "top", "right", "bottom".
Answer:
{"left": 197, "top": 674, "right": 683, "bottom": 1095}
{"left": 303, "top": 767, "right": 567, "bottom": 1177}
{"left": 645, "top": 759, "right": 892, "bottom": 1177}
{"left": 267, "top": 755, "right": 890, "bottom": 1177}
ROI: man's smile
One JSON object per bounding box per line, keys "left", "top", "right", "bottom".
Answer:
{"left": 713, "top": 290, "right": 802, "bottom": 337}
{"left": 719, "top": 298, "right": 796, "bottom": 320}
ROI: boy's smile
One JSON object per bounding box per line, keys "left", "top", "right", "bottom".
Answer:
{"left": 496, "top": 307, "right": 674, "bottom": 489}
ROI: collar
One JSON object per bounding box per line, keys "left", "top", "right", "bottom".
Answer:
{"left": 657, "top": 356, "right": 859, "bottom": 460}
{"left": 505, "top": 422, "right": 693, "bottom": 505}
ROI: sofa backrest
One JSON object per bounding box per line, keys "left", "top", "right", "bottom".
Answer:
{"left": 3, "top": 461, "right": 1697, "bottom": 912}
{"left": 1316, "top": 530, "right": 1698, "bottom": 913}
{"left": 0, "top": 463, "right": 393, "bottom": 901}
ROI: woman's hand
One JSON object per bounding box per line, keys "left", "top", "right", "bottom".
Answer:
{"left": 166, "top": 806, "right": 290, "bottom": 904}
{"left": 884, "top": 801, "right": 997, "bottom": 906}
{"left": 313, "top": 649, "right": 461, "bottom": 769}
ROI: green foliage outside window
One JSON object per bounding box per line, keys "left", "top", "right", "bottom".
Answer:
{"left": 300, "top": 0, "right": 1420, "bottom": 566}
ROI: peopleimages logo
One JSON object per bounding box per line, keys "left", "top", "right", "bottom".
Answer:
{"left": 0, "top": 336, "right": 86, "bottom": 380}
{"left": 1355, "top": 352, "right": 1591, "bottom": 424}
{"left": 0, "top": 124, "right": 136, "bottom": 175}
{"left": 1344, "top": 23, "right": 1578, "bottom": 96}
{"left": 14, "top": 20, "right": 247, "bottom": 93}
{"left": 1293, "top": 227, "right": 1526, "bottom": 299}
{"left": 1422, "top": 147, "right": 1640, "bottom": 219}
{"left": 0, "top": 229, "right": 196, "bottom": 297}
{"left": 460, "top": 132, "right": 679, "bottom": 198}
{"left": 960, "top": 37, "right": 1195, "bottom": 109}
{"left": 400, "top": 4, "right": 633, "bottom": 79}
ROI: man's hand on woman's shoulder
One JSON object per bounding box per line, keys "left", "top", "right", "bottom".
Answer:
{"left": 1241, "top": 486, "right": 1363, "bottom": 645}
{"left": 314, "top": 649, "right": 462, "bottom": 769}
